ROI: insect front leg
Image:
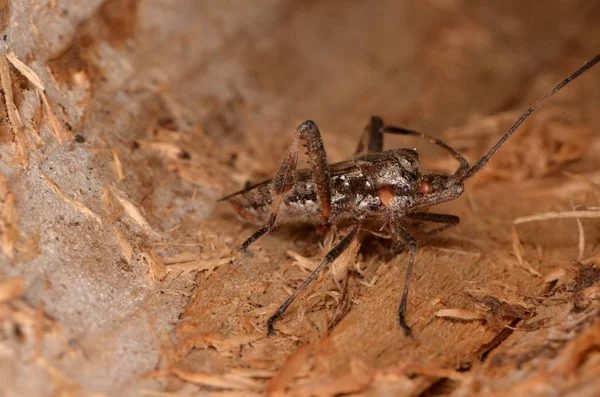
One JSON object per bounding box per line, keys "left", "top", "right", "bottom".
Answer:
{"left": 238, "top": 120, "right": 333, "bottom": 253}
{"left": 391, "top": 219, "right": 419, "bottom": 337}
{"left": 267, "top": 224, "right": 360, "bottom": 335}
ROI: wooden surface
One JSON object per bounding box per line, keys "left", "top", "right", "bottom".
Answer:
{"left": 2, "top": 1, "right": 600, "bottom": 396}
{"left": 171, "top": 2, "right": 600, "bottom": 395}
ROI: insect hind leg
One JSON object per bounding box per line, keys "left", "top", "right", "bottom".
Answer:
{"left": 267, "top": 224, "right": 360, "bottom": 335}
{"left": 238, "top": 120, "right": 333, "bottom": 253}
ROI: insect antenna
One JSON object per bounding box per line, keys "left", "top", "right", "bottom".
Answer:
{"left": 459, "top": 53, "right": 600, "bottom": 181}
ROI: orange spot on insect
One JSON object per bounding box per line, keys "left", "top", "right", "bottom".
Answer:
{"left": 377, "top": 185, "right": 396, "bottom": 208}
{"left": 419, "top": 180, "right": 433, "bottom": 195}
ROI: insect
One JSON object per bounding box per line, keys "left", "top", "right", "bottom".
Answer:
{"left": 220, "top": 53, "right": 600, "bottom": 337}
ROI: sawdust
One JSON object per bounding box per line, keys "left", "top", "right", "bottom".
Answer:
{"left": 442, "top": 107, "right": 592, "bottom": 184}
{"left": 2, "top": 1, "right": 600, "bottom": 396}
{"left": 41, "top": 172, "right": 103, "bottom": 223}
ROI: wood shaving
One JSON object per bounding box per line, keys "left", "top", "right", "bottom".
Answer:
{"left": 111, "top": 188, "right": 156, "bottom": 235}
{"left": 165, "top": 256, "right": 231, "bottom": 274}
{"left": 550, "top": 319, "right": 600, "bottom": 378}
{"left": 5, "top": 52, "right": 70, "bottom": 144}
{"left": 442, "top": 108, "right": 591, "bottom": 183}
{"left": 511, "top": 226, "right": 542, "bottom": 277}
{"left": 161, "top": 252, "right": 198, "bottom": 264}
{"left": 140, "top": 251, "right": 167, "bottom": 282}
{"left": 149, "top": 250, "right": 167, "bottom": 280}
{"left": 114, "top": 226, "right": 134, "bottom": 264}
{"left": 102, "top": 184, "right": 124, "bottom": 223}
{"left": 574, "top": 210, "right": 585, "bottom": 261}
{"left": 111, "top": 148, "right": 125, "bottom": 181}
{"left": 0, "top": 189, "right": 18, "bottom": 259}
{"left": 185, "top": 333, "right": 265, "bottom": 353}
{"left": 0, "top": 278, "right": 26, "bottom": 303}
{"left": 267, "top": 344, "right": 312, "bottom": 395}
{"left": 5, "top": 52, "right": 45, "bottom": 91}
{"left": 0, "top": 56, "right": 30, "bottom": 165}
{"left": 287, "top": 250, "right": 318, "bottom": 272}
{"left": 33, "top": 302, "right": 45, "bottom": 360}
{"left": 148, "top": 368, "right": 264, "bottom": 392}
{"left": 140, "top": 390, "right": 196, "bottom": 397}
{"left": 41, "top": 173, "right": 102, "bottom": 223}
{"left": 514, "top": 210, "right": 600, "bottom": 224}
{"left": 514, "top": 209, "right": 600, "bottom": 269}
{"left": 435, "top": 308, "right": 486, "bottom": 322}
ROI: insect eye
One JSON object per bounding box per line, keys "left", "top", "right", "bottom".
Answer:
{"left": 419, "top": 180, "right": 433, "bottom": 195}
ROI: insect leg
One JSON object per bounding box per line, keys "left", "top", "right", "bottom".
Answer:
{"left": 267, "top": 224, "right": 360, "bottom": 335}
{"left": 391, "top": 222, "right": 419, "bottom": 337}
{"left": 355, "top": 116, "right": 385, "bottom": 154}
{"left": 238, "top": 120, "right": 333, "bottom": 252}
{"left": 382, "top": 125, "right": 469, "bottom": 177}
{"left": 354, "top": 116, "right": 469, "bottom": 177}
{"left": 407, "top": 212, "right": 460, "bottom": 237}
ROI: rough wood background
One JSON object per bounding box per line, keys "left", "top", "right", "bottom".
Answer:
{"left": 0, "top": 1, "right": 599, "bottom": 396}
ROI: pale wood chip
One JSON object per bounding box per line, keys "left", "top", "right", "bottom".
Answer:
{"left": 41, "top": 173, "right": 102, "bottom": 223}
{"left": 102, "top": 184, "right": 124, "bottom": 223}
{"left": 114, "top": 226, "right": 134, "bottom": 264}
{"left": 190, "top": 333, "right": 265, "bottom": 352}
{"left": 511, "top": 226, "right": 542, "bottom": 277}
{"left": 551, "top": 319, "right": 600, "bottom": 378}
{"left": 1, "top": 192, "right": 19, "bottom": 259}
{"left": 40, "top": 91, "right": 69, "bottom": 144}
{"left": 168, "top": 368, "right": 262, "bottom": 391}
{"left": 267, "top": 344, "right": 312, "bottom": 395}
{"left": 514, "top": 210, "right": 600, "bottom": 224}
{"left": 165, "top": 257, "right": 231, "bottom": 273}
{"left": 140, "top": 390, "right": 196, "bottom": 397}
{"left": 575, "top": 213, "right": 585, "bottom": 261}
{"left": 161, "top": 252, "right": 199, "bottom": 264}
{"left": 112, "top": 149, "right": 125, "bottom": 181}
{"left": 287, "top": 250, "right": 317, "bottom": 272}
{"left": 139, "top": 141, "right": 182, "bottom": 160}
{"left": 5, "top": 52, "right": 45, "bottom": 91}
{"left": 140, "top": 252, "right": 167, "bottom": 282}
{"left": 111, "top": 188, "right": 156, "bottom": 235}
{"left": 288, "top": 360, "right": 372, "bottom": 397}
{"left": 149, "top": 250, "right": 167, "bottom": 281}
{"left": 0, "top": 56, "right": 29, "bottom": 165}
{"left": 0, "top": 278, "right": 26, "bottom": 303}
{"left": 33, "top": 302, "right": 45, "bottom": 361}
{"left": 434, "top": 308, "right": 486, "bottom": 321}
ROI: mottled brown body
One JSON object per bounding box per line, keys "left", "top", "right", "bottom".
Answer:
{"left": 225, "top": 148, "right": 458, "bottom": 227}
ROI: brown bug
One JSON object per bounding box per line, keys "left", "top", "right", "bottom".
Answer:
{"left": 220, "top": 53, "right": 600, "bottom": 336}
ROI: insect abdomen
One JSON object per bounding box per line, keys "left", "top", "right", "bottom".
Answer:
{"left": 227, "top": 184, "right": 273, "bottom": 225}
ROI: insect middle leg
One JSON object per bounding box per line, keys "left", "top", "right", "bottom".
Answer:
{"left": 267, "top": 224, "right": 361, "bottom": 335}
{"left": 391, "top": 220, "right": 419, "bottom": 337}
{"left": 238, "top": 120, "right": 333, "bottom": 253}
